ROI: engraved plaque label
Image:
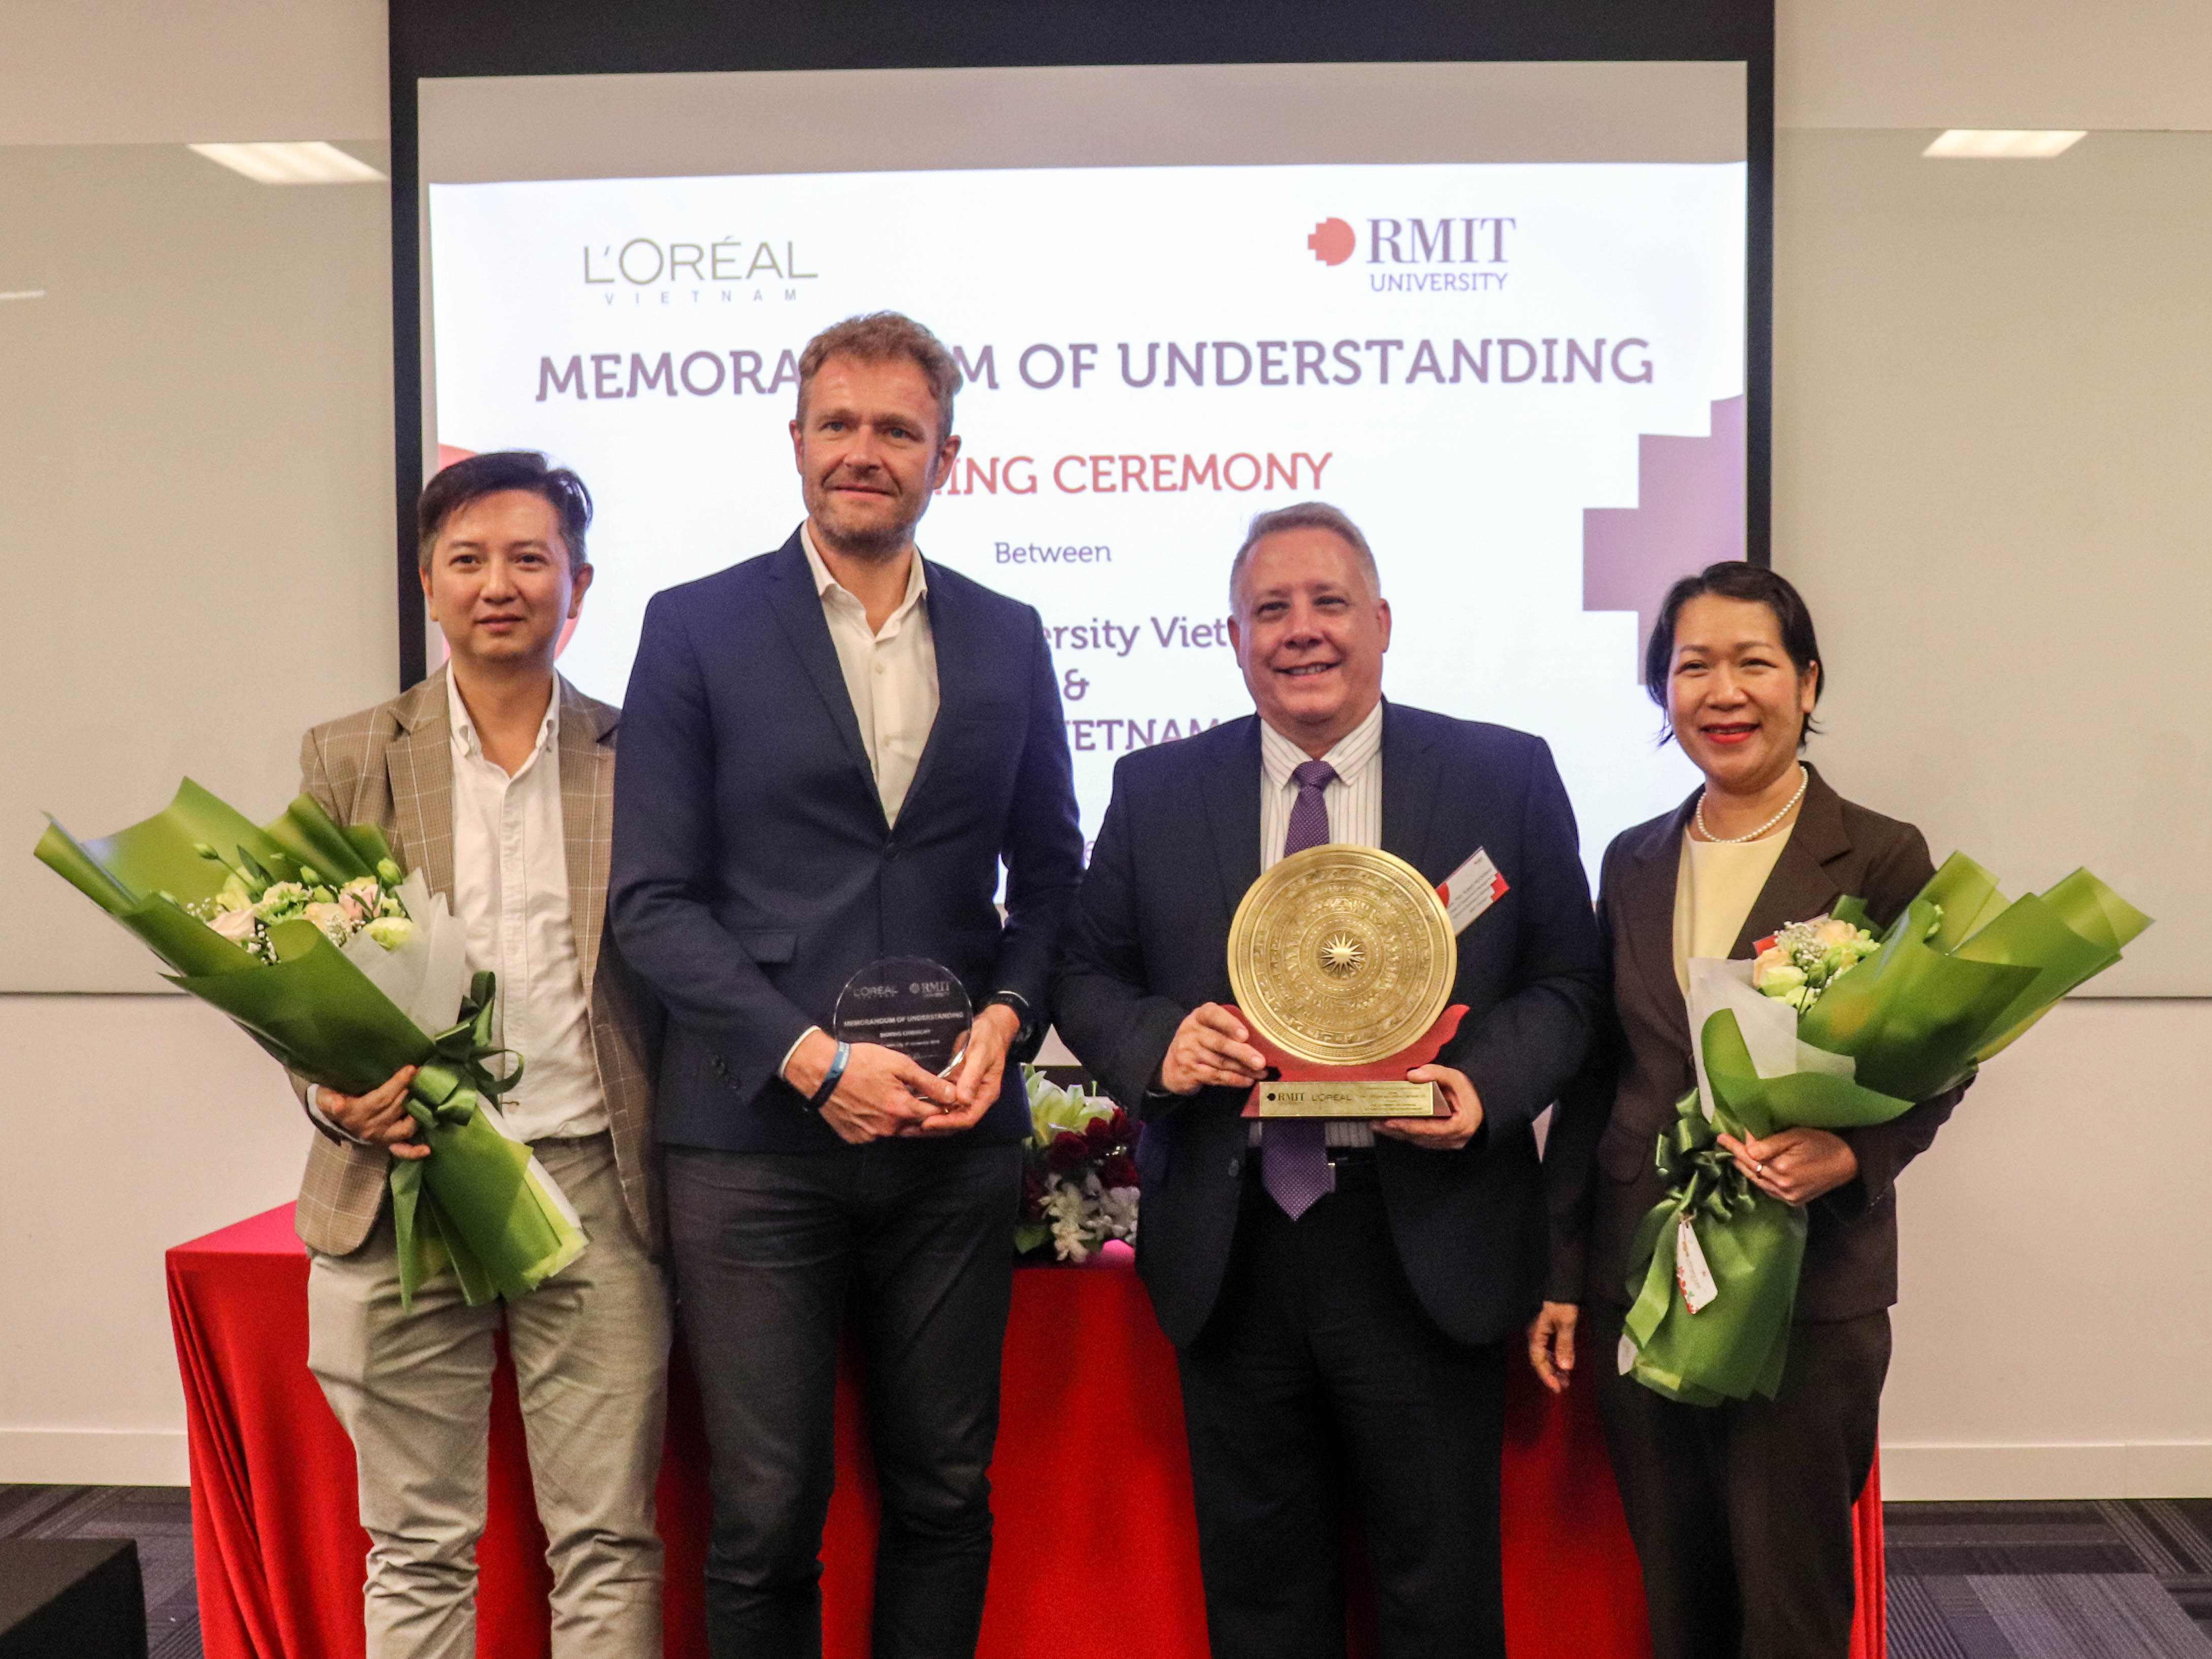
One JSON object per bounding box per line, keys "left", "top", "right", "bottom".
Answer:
{"left": 832, "top": 956, "right": 973, "bottom": 1074}
{"left": 1256, "top": 1081, "right": 1440, "bottom": 1120}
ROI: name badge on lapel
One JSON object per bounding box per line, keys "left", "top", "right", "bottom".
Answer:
{"left": 1438, "top": 847, "right": 1509, "bottom": 934}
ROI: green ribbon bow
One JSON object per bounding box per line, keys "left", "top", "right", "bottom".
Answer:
{"left": 407, "top": 969, "right": 525, "bottom": 1130}
{"left": 1621, "top": 1086, "right": 1807, "bottom": 1406}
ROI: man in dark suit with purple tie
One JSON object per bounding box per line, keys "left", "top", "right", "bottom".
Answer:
{"left": 1054, "top": 503, "right": 1605, "bottom": 1659}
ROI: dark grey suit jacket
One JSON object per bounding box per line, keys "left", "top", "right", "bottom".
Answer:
{"left": 1055, "top": 703, "right": 1605, "bottom": 1348}
{"left": 1546, "top": 764, "right": 1967, "bottom": 1323}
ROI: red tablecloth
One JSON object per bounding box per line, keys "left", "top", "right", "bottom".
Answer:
{"left": 167, "top": 1205, "right": 1883, "bottom": 1658}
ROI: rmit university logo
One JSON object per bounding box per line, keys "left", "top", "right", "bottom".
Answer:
{"left": 1306, "top": 218, "right": 1356, "bottom": 266}
{"left": 1308, "top": 216, "right": 1515, "bottom": 291}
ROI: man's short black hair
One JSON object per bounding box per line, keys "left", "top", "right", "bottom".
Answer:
{"left": 417, "top": 451, "right": 592, "bottom": 569}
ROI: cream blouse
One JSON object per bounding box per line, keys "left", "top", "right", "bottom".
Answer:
{"left": 1672, "top": 827, "right": 1794, "bottom": 995}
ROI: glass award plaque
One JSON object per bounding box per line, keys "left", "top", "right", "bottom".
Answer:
{"left": 832, "top": 957, "right": 974, "bottom": 1075}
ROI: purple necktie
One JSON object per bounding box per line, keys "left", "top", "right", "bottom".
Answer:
{"left": 1263, "top": 759, "right": 1339, "bottom": 1221}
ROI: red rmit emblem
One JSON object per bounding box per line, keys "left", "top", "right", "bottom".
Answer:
{"left": 1306, "top": 218, "right": 1355, "bottom": 266}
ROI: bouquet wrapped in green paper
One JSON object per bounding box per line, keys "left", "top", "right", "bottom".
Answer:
{"left": 36, "top": 779, "right": 586, "bottom": 1308}
{"left": 1622, "top": 851, "right": 2151, "bottom": 1405}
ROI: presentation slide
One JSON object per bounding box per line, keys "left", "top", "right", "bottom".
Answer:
{"left": 422, "top": 67, "right": 1745, "bottom": 873}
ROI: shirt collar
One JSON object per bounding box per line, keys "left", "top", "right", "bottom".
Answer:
{"left": 1260, "top": 698, "right": 1384, "bottom": 790}
{"left": 800, "top": 521, "right": 928, "bottom": 622}
{"left": 446, "top": 673, "right": 560, "bottom": 765}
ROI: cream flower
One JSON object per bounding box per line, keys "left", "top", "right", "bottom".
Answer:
{"left": 364, "top": 916, "right": 416, "bottom": 951}
{"left": 209, "top": 906, "right": 259, "bottom": 944}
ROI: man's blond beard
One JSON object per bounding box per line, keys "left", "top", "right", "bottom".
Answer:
{"left": 811, "top": 476, "right": 930, "bottom": 561}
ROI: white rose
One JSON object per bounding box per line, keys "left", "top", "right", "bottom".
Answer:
{"left": 209, "top": 906, "right": 259, "bottom": 943}
{"left": 365, "top": 916, "right": 416, "bottom": 952}
{"left": 1753, "top": 958, "right": 1806, "bottom": 995}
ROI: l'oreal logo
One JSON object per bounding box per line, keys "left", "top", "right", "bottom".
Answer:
{"left": 583, "top": 238, "right": 819, "bottom": 285}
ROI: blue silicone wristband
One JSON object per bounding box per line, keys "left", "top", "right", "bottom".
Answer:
{"left": 807, "top": 1040, "right": 851, "bottom": 1112}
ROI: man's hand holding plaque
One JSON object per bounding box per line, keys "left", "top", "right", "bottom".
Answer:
{"left": 1223, "top": 844, "right": 1477, "bottom": 1133}
{"left": 1158, "top": 1003, "right": 1267, "bottom": 1095}
{"left": 785, "top": 1028, "right": 955, "bottom": 1145}
{"left": 1376, "top": 1063, "right": 1486, "bottom": 1149}
{"left": 784, "top": 956, "right": 1022, "bottom": 1144}
{"left": 918, "top": 1000, "right": 1023, "bottom": 1135}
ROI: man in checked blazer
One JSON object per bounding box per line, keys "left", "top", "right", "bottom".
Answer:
{"left": 292, "top": 451, "right": 667, "bottom": 1659}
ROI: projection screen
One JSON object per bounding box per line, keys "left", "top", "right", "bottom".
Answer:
{"left": 415, "top": 61, "right": 1751, "bottom": 874}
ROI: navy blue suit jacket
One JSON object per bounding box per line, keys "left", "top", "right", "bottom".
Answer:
{"left": 1053, "top": 703, "right": 1605, "bottom": 1347}
{"left": 611, "top": 530, "right": 1084, "bottom": 1152}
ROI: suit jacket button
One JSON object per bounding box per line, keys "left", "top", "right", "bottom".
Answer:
{"left": 1226, "top": 1158, "right": 1241, "bottom": 1178}
{"left": 882, "top": 842, "right": 898, "bottom": 861}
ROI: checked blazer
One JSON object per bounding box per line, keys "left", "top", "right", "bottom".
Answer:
{"left": 290, "top": 667, "right": 660, "bottom": 1256}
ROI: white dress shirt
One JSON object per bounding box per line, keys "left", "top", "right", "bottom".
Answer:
{"left": 1257, "top": 698, "right": 1386, "bottom": 1148}
{"left": 781, "top": 526, "right": 950, "bottom": 1084}
{"left": 801, "top": 522, "right": 940, "bottom": 825}
{"left": 444, "top": 678, "right": 608, "bottom": 1143}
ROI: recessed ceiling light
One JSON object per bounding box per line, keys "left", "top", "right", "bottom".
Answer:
{"left": 187, "top": 142, "right": 386, "bottom": 185}
{"left": 1924, "top": 130, "right": 2087, "bottom": 160}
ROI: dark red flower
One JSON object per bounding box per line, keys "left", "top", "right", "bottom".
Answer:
{"left": 1083, "top": 1115, "right": 1117, "bottom": 1155}
{"left": 1046, "top": 1131, "right": 1091, "bottom": 1176}
{"left": 1099, "top": 1153, "right": 1142, "bottom": 1191}
{"left": 1107, "top": 1107, "right": 1133, "bottom": 1145}
{"left": 1020, "top": 1168, "right": 1049, "bottom": 1219}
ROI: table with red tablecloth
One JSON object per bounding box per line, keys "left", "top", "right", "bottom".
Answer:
{"left": 167, "top": 1205, "right": 1884, "bottom": 1657}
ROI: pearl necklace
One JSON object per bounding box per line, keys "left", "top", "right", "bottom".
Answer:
{"left": 1695, "top": 765, "right": 1808, "bottom": 844}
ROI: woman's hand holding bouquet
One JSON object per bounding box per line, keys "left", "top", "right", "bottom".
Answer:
{"left": 1623, "top": 851, "right": 2150, "bottom": 1405}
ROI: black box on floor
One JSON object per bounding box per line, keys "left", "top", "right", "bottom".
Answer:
{"left": 0, "top": 1538, "right": 146, "bottom": 1659}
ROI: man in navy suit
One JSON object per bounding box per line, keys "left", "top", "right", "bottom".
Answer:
{"left": 612, "top": 313, "right": 1083, "bottom": 1659}
{"left": 1054, "top": 504, "right": 1604, "bottom": 1659}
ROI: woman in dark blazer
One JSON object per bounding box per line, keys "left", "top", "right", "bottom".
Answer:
{"left": 1535, "top": 562, "right": 1965, "bottom": 1659}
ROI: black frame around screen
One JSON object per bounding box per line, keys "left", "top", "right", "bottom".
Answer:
{"left": 387, "top": 0, "right": 1776, "bottom": 688}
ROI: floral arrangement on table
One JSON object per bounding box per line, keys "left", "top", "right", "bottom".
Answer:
{"left": 1623, "top": 851, "right": 2151, "bottom": 1407}
{"left": 1015, "top": 1065, "right": 1139, "bottom": 1264}
{"left": 36, "top": 778, "right": 585, "bottom": 1309}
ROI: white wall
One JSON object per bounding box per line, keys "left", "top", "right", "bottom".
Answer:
{"left": 0, "top": 0, "right": 2206, "bottom": 1495}
{"left": 1881, "top": 1001, "right": 2212, "bottom": 1500}
{"left": 0, "top": 1000, "right": 311, "bottom": 1484}
{"left": 0, "top": 3, "right": 397, "bottom": 1486}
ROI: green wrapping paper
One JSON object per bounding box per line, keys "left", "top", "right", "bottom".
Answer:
{"left": 1622, "top": 853, "right": 2150, "bottom": 1406}
{"left": 36, "top": 780, "right": 587, "bottom": 1308}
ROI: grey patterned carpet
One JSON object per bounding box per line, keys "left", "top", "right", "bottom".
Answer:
{"left": 0, "top": 1484, "right": 197, "bottom": 1658}
{"left": 1888, "top": 1501, "right": 2212, "bottom": 1657}
{"left": 7, "top": 1483, "right": 2212, "bottom": 1656}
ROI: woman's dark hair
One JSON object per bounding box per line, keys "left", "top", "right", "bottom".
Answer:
{"left": 417, "top": 450, "right": 592, "bottom": 569}
{"left": 1644, "top": 561, "right": 1824, "bottom": 744}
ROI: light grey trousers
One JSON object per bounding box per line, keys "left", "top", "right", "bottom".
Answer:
{"left": 308, "top": 1131, "right": 671, "bottom": 1659}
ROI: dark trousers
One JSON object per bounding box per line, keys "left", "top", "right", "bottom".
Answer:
{"left": 1594, "top": 1304, "right": 1891, "bottom": 1659}
{"left": 666, "top": 1139, "right": 1022, "bottom": 1659}
{"left": 1176, "top": 1160, "right": 1507, "bottom": 1659}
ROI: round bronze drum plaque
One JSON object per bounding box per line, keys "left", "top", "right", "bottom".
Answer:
{"left": 1227, "top": 844, "right": 1456, "bottom": 1066}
